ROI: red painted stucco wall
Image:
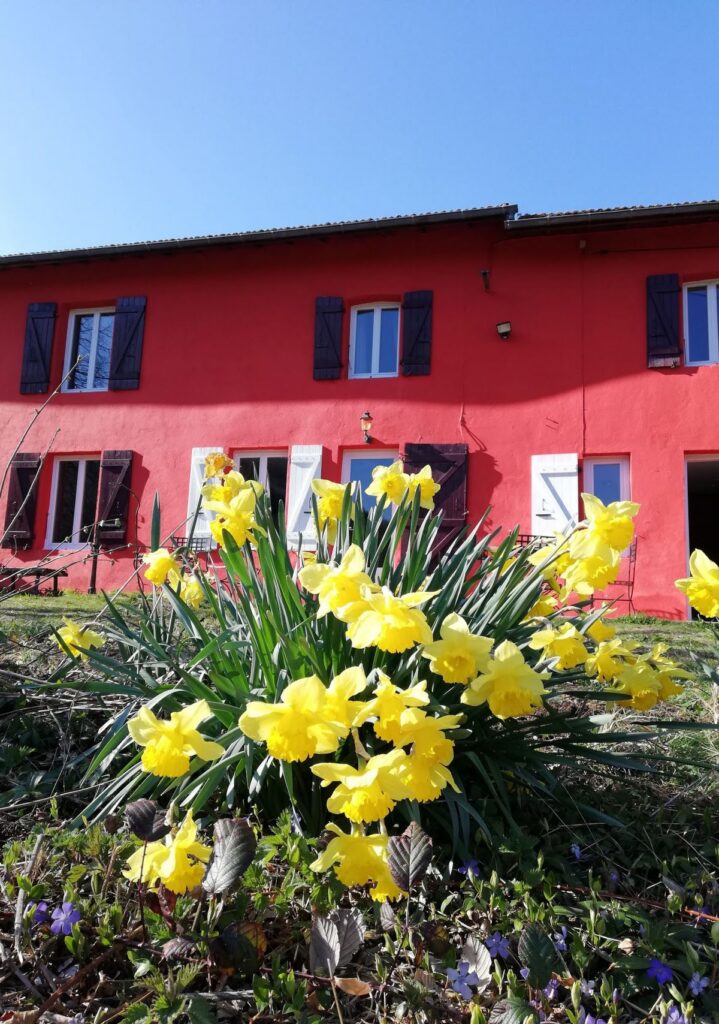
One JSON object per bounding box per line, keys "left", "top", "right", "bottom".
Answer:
{"left": 1, "top": 216, "right": 717, "bottom": 616}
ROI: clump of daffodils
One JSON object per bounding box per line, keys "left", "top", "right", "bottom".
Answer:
{"left": 123, "top": 811, "right": 211, "bottom": 894}
{"left": 55, "top": 618, "right": 105, "bottom": 661}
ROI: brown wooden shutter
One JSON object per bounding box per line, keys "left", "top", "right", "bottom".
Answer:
{"left": 20, "top": 303, "right": 57, "bottom": 394}
{"left": 401, "top": 290, "right": 433, "bottom": 376}
{"left": 109, "top": 297, "right": 146, "bottom": 390}
{"left": 404, "top": 442, "right": 468, "bottom": 556}
{"left": 1, "top": 453, "right": 42, "bottom": 549}
{"left": 647, "top": 274, "right": 681, "bottom": 368}
{"left": 96, "top": 450, "right": 133, "bottom": 543}
{"left": 313, "top": 296, "right": 344, "bottom": 380}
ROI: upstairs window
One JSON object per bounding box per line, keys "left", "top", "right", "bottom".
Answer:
{"left": 235, "top": 451, "right": 289, "bottom": 521}
{"left": 684, "top": 282, "right": 719, "bottom": 365}
{"left": 349, "top": 304, "right": 400, "bottom": 379}
{"left": 47, "top": 457, "right": 101, "bottom": 547}
{"left": 583, "top": 457, "right": 630, "bottom": 506}
{"left": 63, "top": 309, "right": 115, "bottom": 392}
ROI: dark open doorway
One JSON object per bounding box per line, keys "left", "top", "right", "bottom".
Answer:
{"left": 686, "top": 460, "right": 719, "bottom": 605}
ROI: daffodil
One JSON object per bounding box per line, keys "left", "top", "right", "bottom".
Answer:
{"left": 584, "top": 638, "right": 637, "bottom": 681}
{"left": 399, "top": 752, "right": 460, "bottom": 802}
{"left": 407, "top": 465, "right": 440, "bottom": 510}
{"left": 179, "top": 574, "right": 204, "bottom": 609}
{"left": 421, "top": 613, "right": 493, "bottom": 683}
{"left": 238, "top": 676, "right": 346, "bottom": 762}
{"left": 528, "top": 622, "right": 588, "bottom": 670}
{"left": 461, "top": 641, "right": 549, "bottom": 719}
{"left": 205, "top": 488, "right": 264, "bottom": 549}
{"left": 571, "top": 493, "right": 640, "bottom": 557}
{"left": 676, "top": 549, "right": 719, "bottom": 618}
{"left": 586, "top": 613, "right": 616, "bottom": 643}
{"left": 143, "top": 548, "right": 181, "bottom": 586}
{"left": 528, "top": 534, "right": 572, "bottom": 583}
{"left": 55, "top": 618, "right": 104, "bottom": 661}
{"left": 347, "top": 586, "right": 435, "bottom": 653}
{"left": 123, "top": 811, "right": 211, "bottom": 894}
{"left": 392, "top": 708, "right": 462, "bottom": 802}
{"left": 323, "top": 667, "right": 369, "bottom": 731}
{"left": 128, "top": 699, "right": 225, "bottom": 777}
{"left": 311, "top": 479, "right": 351, "bottom": 543}
{"left": 365, "top": 460, "right": 409, "bottom": 505}
{"left": 353, "top": 671, "right": 429, "bottom": 743}
{"left": 523, "top": 592, "right": 559, "bottom": 620}
{"left": 609, "top": 663, "right": 663, "bottom": 711}
{"left": 204, "top": 451, "right": 233, "bottom": 478}
{"left": 561, "top": 550, "right": 621, "bottom": 596}
{"left": 312, "top": 749, "right": 411, "bottom": 823}
{"left": 297, "top": 545, "right": 375, "bottom": 622}
{"left": 202, "top": 469, "right": 263, "bottom": 504}
{"left": 310, "top": 824, "right": 404, "bottom": 900}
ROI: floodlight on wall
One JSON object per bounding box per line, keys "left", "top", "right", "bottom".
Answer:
{"left": 360, "top": 410, "right": 374, "bottom": 444}
{"left": 496, "top": 321, "right": 512, "bottom": 340}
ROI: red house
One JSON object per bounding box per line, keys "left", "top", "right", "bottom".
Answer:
{"left": 2, "top": 199, "right": 719, "bottom": 618}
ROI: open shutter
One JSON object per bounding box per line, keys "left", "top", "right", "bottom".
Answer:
{"left": 286, "top": 444, "right": 323, "bottom": 547}
{"left": 1, "top": 453, "right": 41, "bottom": 549}
{"left": 647, "top": 274, "right": 681, "bottom": 368}
{"left": 313, "top": 296, "right": 344, "bottom": 380}
{"left": 404, "top": 443, "right": 467, "bottom": 555}
{"left": 401, "top": 290, "right": 433, "bottom": 376}
{"left": 109, "top": 296, "right": 146, "bottom": 390}
{"left": 187, "top": 446, "right": 224, "bottom": 541}
{"left": 530, "top": 453, "right": 578, "bottom": 536}
{"left": 20, "top": 303, "right": 56, "bottom": 394}
{"left": 96, "top": 450, "right": 133, "bottom": 543}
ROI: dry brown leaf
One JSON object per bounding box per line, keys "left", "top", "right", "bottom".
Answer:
{"left": 334, "top": 976, "right": 372, "bottom": 996}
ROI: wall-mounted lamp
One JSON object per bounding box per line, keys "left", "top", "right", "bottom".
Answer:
{"left": 480, "top": 269, "right": 490, "bottom": 291}
{"left": 496, "top": 321, "right": 512, "bottom": 341}
{"left": 360, "top": 410, "right": 374, "bottom": 444}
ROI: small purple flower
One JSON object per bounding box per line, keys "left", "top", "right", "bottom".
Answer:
{"left": 543, "top": 978, "right": 559, "bottom": 1001}
{"left": 446, "top": 960, "right": 480, "bottom": 1000}
{"left": 608, "top": 869, "right": 620, "bottom": 885}
{"left": 485, "top": 931, "right": 510, "bottom": 959}
{"left": 647, "top": 958, "right": 673, "bottom": 986}
{"left": 570, "top": 843, "right": 582, "bottom": 861}
{"left": 50, "top": 902, "right": 81, "bottom": 937}
{"left": 581, "top": 1015, "right": 608, "bottom": 1024}
{"left": 458, "top": 858, "right": 480, "bottom": 878}
{"left": 27, "top": 900, "right": 49, "bottom": 926}
{"left": 520, "top": 967, "right": 530, "bottom": 980}
{"left": 689, "top": 971, "right": 709, "bottom": 997}
{"left": 664, "top": 1006, "right": 686, "bottom": 1024}
{"left": 580, "top": 979, "right": 596, "bottom": 996}
{"left": 553, "top": 925, "right": 568, "bottom": 952}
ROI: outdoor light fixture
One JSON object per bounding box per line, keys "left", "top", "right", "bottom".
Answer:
{"left": 496, "top": 321, "right": 512, "bottom": 340}
{"left": 480, "top": 269, "right": 490, "bottom": 291}
{"left": 360, "top": 410, "right": 374, "bottom": 444}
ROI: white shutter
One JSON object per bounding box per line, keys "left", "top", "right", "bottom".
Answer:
{"left": 187, "top": 446, "right": 224, "bottom": 539}
{"left": 531, "top": 453, "right": 578, "bottom": 536}
{"left": 286, "top": 444, "right": 323, "bottom": 548}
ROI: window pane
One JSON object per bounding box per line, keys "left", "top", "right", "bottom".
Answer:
{"left": 349, "top": 457, "right": 396, "bottom": 521}
{"left": 687, "top": 287, "right": 709, "bottom": 362}
{"left": 53, "top": 461, "right": 79, "bottom": 543}
{"left": 353, "top": 310, "right": 374, "bottom": 375}
{"left": 378, "top": 307, "right": 399, "bottom": 374}
{"left": 591, "top": 463, "right": 622, "bottom": 505}
{"left": 266, "top": 456, "right": 288, "bottom": 520}
{"left": 238, "top": 457, "right": 261, "bottom": 482}
{"left": 69, "top": 315, "right": 94, "bottom": 390}
{"left": 93, "top": 313, "right": 114, "bottom": 388}
{"left": 81, "top": 460, "right": 101, "bottom": 538}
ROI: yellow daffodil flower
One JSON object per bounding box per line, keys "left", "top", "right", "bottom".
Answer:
{"left": 310, "top": 823, "right": 404, "bottom": 901}
{"left": 323, "top": 667, "right": 369, "bottom": 731}
{"left": 123, "top": 811, "right": 211, "bottom": 894}
{"left": 407, "top": 465, "right": 440, "bottom": 510}
{"left": 609, "top": 663, "right": 663, "bottom": 711}
{"left": 528, "top": 622, "right": 588, "bottom": 670}
{"left": 205, "top": 488, "right": 265, "bottom": 549}
{"left": 311, "top": 479, "right": 352, "bottom": 543}
{"left": 461, "top": 640, "right": 549, "bottom": 719}
{"left": 203, "top": 451, "right": 233, "bottom": 478}
{"left": 142, "top": 548, "right": 181, "bottom": 586}
{"left": 365, "top": 460, "right": 410, "bottom": 505}
{"left": 399, "top": 752, "right": 461, "bottom": 802}
{"left": 391, "top": 708, "right": 462, "bottom": 801}
{"left": 347, "top": 586, "right": 436, "bottom": 653}
{"left": 179, "top": 574, "right": 204, "bottom": 609}
{"left": 353, "top": 671, "right": 429, "bottom": 743}
{"left": 585, "top": 638, "right": 638, "bottom": 681}
{"left": 55, "top": 618, "right": 104, "bottom": 661}
{"left": 528, "top": 533, "right": 572, "bottom": 582}
{"left": 586, "top": 613, "right": 616, "bottom": 643}
{"left": 523, "top": 592, "right": 560, "bottom": 620}
{"left": 561, "top": 550, "right": 621, "bottom": 596}
{"left": 312, "top": 749, "right": 411, "bottom": 823}
{"left": 676, "top": 549, "right": 719, "bottom": 618}
{"left": 128, "top": 699, "right": 224, "bottom": 777}
{"left": 420, "top": 612, "right": 493, "bottom": 684}
{"left": 571, "top": 493, "right": 640, "bottom": 557}
{"left": 297, "top": 544, "right": 376, "bottom": 622}
{"left": 202, "top": 469, "right": 263, "bottom": 504}
{"left": 238, "top": 676, "right": 346, "bottom": 762}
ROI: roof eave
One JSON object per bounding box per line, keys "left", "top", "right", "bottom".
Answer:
{"left": 506, "top": 201, "right": 719, "bottom": 233}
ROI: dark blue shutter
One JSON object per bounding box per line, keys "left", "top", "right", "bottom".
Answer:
{"left": 401, "top": 290, "right": 433, "bottom": 376}
{"left": 403, "top": 443, "right": 468, "bottom": 557}
{"left": 647, "top": 274, "right": 681, "bottom": 367}
{"left": 20, "top": 303, "right": 56, "bottom": 394}
{"left": 96, "top": 450, "right": 133, "bottom": 543}
{"left": 313, "top": 296, "right": 344, "bottom": 380}
{"left": 1, "top": 453, "right": 41, "bottom": 549}
{"left": 109, "top": 296, "right": 146, "bottom": 390}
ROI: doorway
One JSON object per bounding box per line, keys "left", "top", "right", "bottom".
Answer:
{"left": 685, "top": 457, "right": 719, "bottom": 583}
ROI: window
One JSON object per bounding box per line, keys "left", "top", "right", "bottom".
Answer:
{"left": 583, "top": 457, "right": 630, "bottom": 506}
{"left": 341, "top": 450, "right": 399, "bottom": 521}
{"left": 684, "top": 282, "right": 719, "bottom": 365}
{"left": 349, "top": 304, "right": 400, "bottom": 379}
{"left": 234, "top": 451, "right": 288, "bottom": 521}
{"left": 47, "top": 457, "right": 101, "bottom": 547}
{"left": 63, "top": 309, "right": 115, "bottom": 391}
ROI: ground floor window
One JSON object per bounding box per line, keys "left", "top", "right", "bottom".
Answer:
{"left": 234, "top": 451, "right": 289, "bottom": 521}
{"left": 47, "top": 457, "right": 101, "bottom": 547}
{"left": 583, "top": 457, "right": 630, "bottom": 505}
{"left": 341, "top": 449, "right": 399, "bottom": 520}
{"left": 685, "top": 457, "right": 719, "bottom": 596}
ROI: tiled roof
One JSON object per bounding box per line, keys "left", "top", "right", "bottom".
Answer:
{"left": 509, "top": 199, "right": 719, "bottom": 229}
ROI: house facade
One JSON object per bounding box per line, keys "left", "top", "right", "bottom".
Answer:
{"left": 2, "top": 200, "right": 719, "bottom": 617}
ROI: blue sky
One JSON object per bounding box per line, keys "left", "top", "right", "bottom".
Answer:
{"left": 1, "top": 1, "right": 718, "bottom": 253}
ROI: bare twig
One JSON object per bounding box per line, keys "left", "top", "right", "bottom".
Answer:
{"left": 13, "top": 831, "right": 43, "bottom": 962}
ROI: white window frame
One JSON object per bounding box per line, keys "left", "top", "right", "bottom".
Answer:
{"left": 348, "top": 303, "right": 401, "bottom": 380}
{"left": 233, "top": 450, "right": 288, "bottom": 495}
{"left": 62, "top": 307, "right": 115, "bottom": 393}
{"left": 683, "top": 281, "right": 719, "bottom": 366}
{"left": 583, "top": 457, "right": 630, "bottom": 504}
{"left": 341, "top": 449, "right": 400, "bottom": 512}
{"left": 45, "top": 456, "right": 101, "bottom": 549}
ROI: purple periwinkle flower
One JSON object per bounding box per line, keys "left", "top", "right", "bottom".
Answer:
{"left": 553, "top": 925, "right": 568, "bottom": 952}
{"left": 27, "top": 900, "right": 49, "bottom": 926}
{"left": 458, "top": 858, "right": 480, "bottom": 878}
{"left": 543, "top": 978, "right": 559, "bottom": 1001}
{"left": 570, "top": 843, "right": 582, "bottom": 860}
{"left": 446, "top": 960, "right": 480, "bottom": 1000}
{"left": 580, "top": 979, "right": 596, "bottom": 996}
{"left": 582, "top": 1015, "right": 608, "bottom": 1024}
{"left": 608, "top": 869, "right": 620, "bottom": 884}
{"left": 485, "top": 931, "right": 510, "bottom": 959}
{"left": 664, "top": 1006, "right": 687, "bottom": 1024}
{"left": 520, "top": 967, "right": 530, "bottom": 980}
{"left": 50, "top": 902, "right": 81, "bottom": 937}
{"left": 689, "top": 971, "right": 709, "bottom": 997}
{"left": 647, "top": 958, "right": 673, "bottom": 986}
